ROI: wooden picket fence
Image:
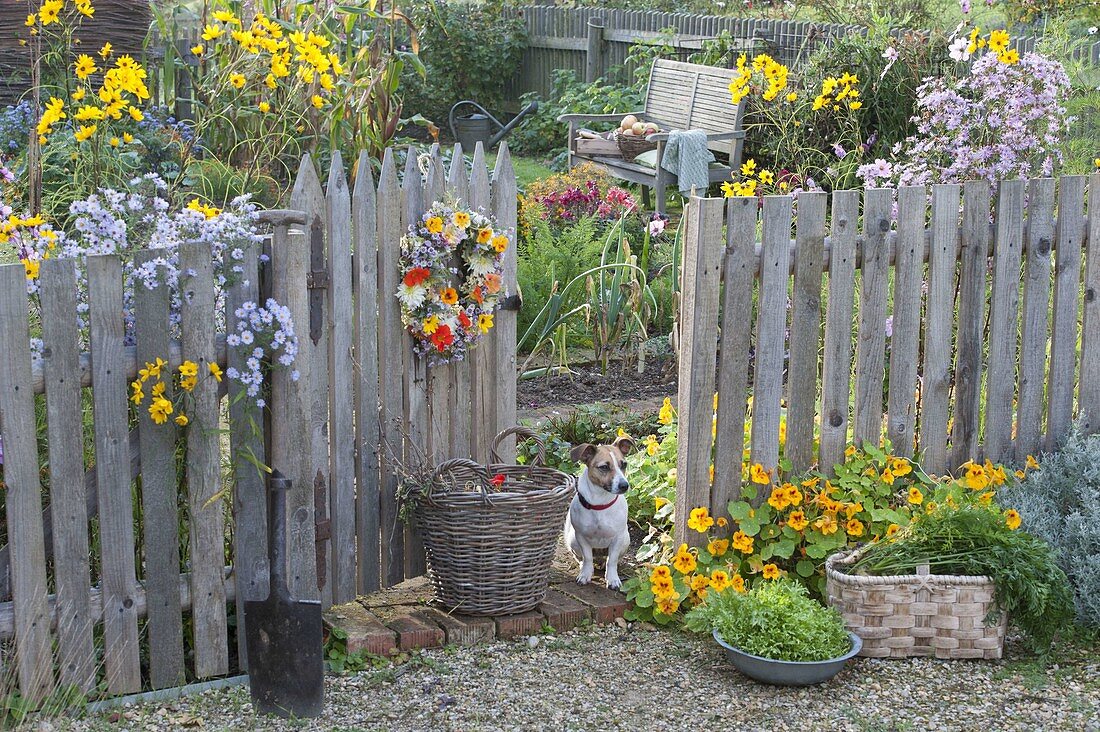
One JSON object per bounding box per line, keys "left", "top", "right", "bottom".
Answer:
{"left": 0, "top": 143, "right": 518, "bottom": 702}
{"left": 674, "top": 175, "right": 1100, "bottom": 545}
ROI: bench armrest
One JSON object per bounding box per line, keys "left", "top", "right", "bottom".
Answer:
{"left": 645, "top": 130, "right": 747, "bottom": 142}
{"left": 557, "top": 112, "right": 644, "bottom": 123}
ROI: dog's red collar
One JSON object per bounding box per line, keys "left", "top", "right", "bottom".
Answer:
{"left": 578, "top": 493, "right": 619, "bottom": 511}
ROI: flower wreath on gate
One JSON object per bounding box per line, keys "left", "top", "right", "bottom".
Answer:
{"left": 396, "top": 198, "right": 510, "bottom": 366}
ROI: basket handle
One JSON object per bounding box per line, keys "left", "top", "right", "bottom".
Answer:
{"left": 489, "top": 426, "right": 546, "bottom": 465}
{"left": 430, "top": 458, "right": 494, "bottom": 489}
{"left": 831, "top": 542, "right": 873, "bottom": 568}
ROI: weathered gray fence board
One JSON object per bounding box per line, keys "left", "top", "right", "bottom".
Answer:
{"left": 1047, "top": 175, "right": 1086, "bottom": 451}
{"left": 749, "top": 196, "right": 792, "bottom": 501}
{"left": 426, "top": 149, "right": 454, "bottom": 464}
{"left": 983, "top": 179, "right": 1025, "bottom": 464}
{"left": 179, "top": 242, "right": 229, "bottom": 678}
{"left": 853, "top": 189, "right": 892, "bottom": 448}
{"left": 950, "top": 181, "right": 991, "bottom": 467}
{"left": 785, "top": 191, "right": 826, "bottom": 473}
{"left": 269, "top": 211, "right": 315, "bottom": 604}
{"left": 818, "top": 190, "right": 858, "bottom": 473}
{"left": 288, "top": 156, "right": 325, "bottom": 601}
{"left": 353, "top": 152, "right": 382, "bottom": 595}
{"left": 225, "top": 242, "right": 267, "bottom": 673}
{"left": 378, "top": 150, "right": 407, "bottom": 587}
{"left": 712, "top": 197, "right": 757, "bottom": 519}
{"left": 886, "top": 186, "right": 925, "bottom": 457}
{"left": 327, "top": 152, "right": 358, "bottom": 605}
{"left": 1016, "top": 178, "right": 1055, "bottom": 460}
{"left": 918, "top": 184, "right": 960, "bottom": 475}
{"left": 674, "top": 197, "right": 725, "bottom": 545}
{"left": 86, "top": 254, "right": 141, "bottom": 694}
{"left": 402, "top": 147, "right": 428, "bottom": 580}
{"left": 490, "top": 144, "right": 520, "bottom": 460}
{"left": 133, "top": 250, "right": 186, "bottom": 690}
{"left": 37, "top": 260, "right": 95, "bottom": 693}
{"left": 0, "top": 264, "right": 55, "bottom": 702}
{"left": 1081, "top": 173, "right": 1100, "bottom": 433}
{"left": 469, "top": 143, "right": 495, "bottom": 461}
{"left": 448, "top": 144, "right": 473, "bottom": 458}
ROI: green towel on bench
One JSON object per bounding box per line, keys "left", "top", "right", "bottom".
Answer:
{"left": 660, "top": 130, "right": 715, "bottom": 195}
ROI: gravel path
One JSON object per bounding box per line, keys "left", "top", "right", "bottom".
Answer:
{"left": 49, "top": 625, "right": 1100, "bottom": 732}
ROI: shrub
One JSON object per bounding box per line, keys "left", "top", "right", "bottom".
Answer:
{"left": 999, "top": 429, "right": 1100, "bottom": 627}
{"left": 403, "top": 1, "right": 527, "bottom": 127}
{"left": 860, "top": 31, "right": 1071, "bottom": 188}
{"left": 509, "top": 69, "right": 645, "bottom": 158}
{"left": 684, "top": 579, "right": 852, "bottom": 662}
{"left": 797, "top": 25, "right": 947, "bottom": 162}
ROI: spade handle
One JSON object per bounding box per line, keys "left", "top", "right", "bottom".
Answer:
{"left": 267, "top": 469, "right": 292, "bottom": 598}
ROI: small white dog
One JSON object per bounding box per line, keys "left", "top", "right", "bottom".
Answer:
{"left": 564, "top": 436, "right": 635, "bottom": 590}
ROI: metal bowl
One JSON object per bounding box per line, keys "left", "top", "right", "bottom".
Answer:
{"left": 713, "top": 629, "right": 863, "bottom": 686}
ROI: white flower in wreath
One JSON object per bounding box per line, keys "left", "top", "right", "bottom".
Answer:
{"left": 397, "top": 283, "right": 428, "bottom": 310}
{"left": 442, "top": 224, "right": 465, "bottom": 246}
{"left": 467, "top": 254, "right": 497, "bottom": 277}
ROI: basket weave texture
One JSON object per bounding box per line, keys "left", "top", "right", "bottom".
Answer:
{"left": 408, "top": 427, "right": 576, "bottom": 617}
{"left": 826, "top": 547, "right": 1007, "bottom": 660}
{"left": 614, "top": 130, "right": 658, "bottom": 162}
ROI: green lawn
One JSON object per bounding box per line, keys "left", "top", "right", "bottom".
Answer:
{"left": 487, "top": 152, "right": 556, "bottom": 189}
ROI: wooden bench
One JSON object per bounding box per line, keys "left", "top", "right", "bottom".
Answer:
{"left": 559, "top": 59, "right": 746, "bottom": 214}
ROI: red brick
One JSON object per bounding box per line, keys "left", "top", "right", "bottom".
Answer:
{"left": 494, "top": 609, "right": 546, "bottom": 640}
{"left": 323, "top": 603, "right": 397, "bottom": 656}
{"left": 384, "top": 608, "right": 445, "bottom": 651}
{"left": 420, "top": 607, "right": 496, "bottom": 647}
{"left": 555, "top": 582, "right": 627, "bottom": 624}
{"left": 538, "top": 589, "right": 590, "bottom": 632}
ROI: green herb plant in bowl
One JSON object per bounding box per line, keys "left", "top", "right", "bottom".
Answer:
{"left": 685, "top": 579, "right": 861, "bottom": 686}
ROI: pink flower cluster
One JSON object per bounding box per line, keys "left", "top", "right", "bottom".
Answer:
{"left": 860, "top": 51, "right": 1071, "bottom": 189}
{"left": 531, "top": 181, "right": 638, "bottom": 224}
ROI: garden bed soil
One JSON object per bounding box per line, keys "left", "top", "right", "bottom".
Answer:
{"left": 517, "top": 361, "right": 677, "bottom": 416}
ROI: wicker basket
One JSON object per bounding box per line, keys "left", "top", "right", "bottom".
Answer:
{"left": 826, "top": 547, "right": 1007, "bottom": 660}
{"left": 615, "top": 130, "right": 658, "bottom": 162}
{"left": 408, "top": 427, "right": 576, "bottom": 617}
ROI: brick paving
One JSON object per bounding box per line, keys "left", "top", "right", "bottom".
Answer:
{"left": 324, "top": 568, "right": 627, "bottom": 656}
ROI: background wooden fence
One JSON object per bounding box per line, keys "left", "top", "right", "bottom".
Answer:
{"left": 0, "top": 143, "right": 518, "bottom": 701}
{"left": 503, "top": 5, "right": 1100, "bottom": 104}
{"left": 674, "top": 175, "right": 1100, "bottom": 545}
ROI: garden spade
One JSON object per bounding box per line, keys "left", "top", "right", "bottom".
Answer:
{"left": 245, "top": 470, "right": 324, "bottom": 718}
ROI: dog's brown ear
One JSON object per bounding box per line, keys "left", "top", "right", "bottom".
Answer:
{"left": 570, "top": 443, "right": 597, "bottom": 464}
{"left": 612, "top": 435, "right": 636, "bottom": 456}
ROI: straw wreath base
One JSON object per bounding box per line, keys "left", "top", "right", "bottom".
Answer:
{"left": 825, "top": 548, "right": 1007, "bottom": 660}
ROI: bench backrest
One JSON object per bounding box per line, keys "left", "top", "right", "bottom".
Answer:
{"left": 644, "top": 59, "right": 745, "bottom": 156}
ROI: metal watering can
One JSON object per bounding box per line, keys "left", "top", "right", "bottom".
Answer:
{"left": 448, "top": 100, "right": 539, "bottom": 152}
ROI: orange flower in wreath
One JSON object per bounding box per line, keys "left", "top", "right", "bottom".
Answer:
{"left": 484, "top": 272, "right": 502, "bottom": 294}
{"left": 430, "top": 324, "right": 454, "bottom": 352}
{"left": 440, "top": 287, "right": 459, "bottom": 305}
{"left": 403, "top": 267, "right": 431, "bottom": 287}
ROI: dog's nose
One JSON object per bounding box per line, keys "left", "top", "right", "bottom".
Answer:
{"left": 615, "top": 480, "right": 630, "bottom": 493}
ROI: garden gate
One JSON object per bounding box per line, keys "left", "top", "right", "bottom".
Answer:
{"left": 673, "top": 175, "right": 1100, "bottom": 545}
{"left": 0, "top": 143, "right": 518, "bottom": 701}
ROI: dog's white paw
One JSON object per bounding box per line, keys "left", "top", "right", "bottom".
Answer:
{"left": 605, "top": 575, "right": 622, "bottom": 591}
{"left": 576, "top": 569, "right": 593, "bottom": 585}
